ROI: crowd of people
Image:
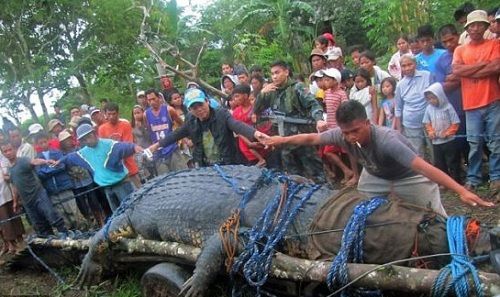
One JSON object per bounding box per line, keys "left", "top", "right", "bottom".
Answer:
{"left": 0, "top": 4, "right": 498, "bottom": 254}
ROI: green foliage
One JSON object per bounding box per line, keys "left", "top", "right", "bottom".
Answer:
{"left": 361, "top": 0, "right": 499, "bottom": 54}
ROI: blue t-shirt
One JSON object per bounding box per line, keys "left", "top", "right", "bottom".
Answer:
{"left": 434, "top": 51, "right": 464, "bottom": 119}
{"left": 380, "top": 98, "right": 395, "bottom": 128}
{"left": 416, "top": 49, "right": 446, "bottom": 74}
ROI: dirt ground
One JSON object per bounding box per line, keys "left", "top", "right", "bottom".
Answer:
{"left": 0, "top": 188, "right": 498, "bottom": 297}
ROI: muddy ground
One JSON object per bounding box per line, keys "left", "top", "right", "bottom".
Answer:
{"left": 0, "top": 188, "right": 498, "bottom": 297}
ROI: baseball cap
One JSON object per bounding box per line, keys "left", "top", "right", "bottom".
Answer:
{"left": 76, "top": 123, "right": 94, "bottom": 140}
{"left": 136, "top": 91, "right": 145, "bottom": 97}
{"left": 312, "top": 70, "right": 324, "bottom": 78}
{"left": 47, "top": 119, "right": 63, "bottom": 132}
{"left": 321, "top": 68, "right": 341, "bottom": 83}
{"left": 58, "top": 129, "right": 72, "bottom": 142}
{"left": 80, "top": 104, "right": 89, "bottom": 112}
{"left": 495, "top": 8, "right": 500, "bottom": 20}
{"left": 89, "top": 107, "right": 100, "bottom": 116}
{"left": 326, "top": 47, "right": 343, "bottom": 61}
{"left": 322, "top": 33, "right": 335, "bottom": 44}
{"left": 28, "top": 123, "right": 44, "bottom": 135}
{"left": 464, "top": 10, "right": 490, "bottom": 28}
{"left": 183, "top": 88, "right": 207, "bottom": 109}
{"left": 341, "top": 69, "right": 355, "bottom": 82}
{"left": 186, "top": 81, "right": 200, "bottom": 89}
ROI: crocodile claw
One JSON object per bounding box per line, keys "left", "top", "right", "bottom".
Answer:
{"left": 179, "top": 276, "right": 205, "bottom": 297}
{"left": 74, "top": 254, "right": 103, "bottom": 288}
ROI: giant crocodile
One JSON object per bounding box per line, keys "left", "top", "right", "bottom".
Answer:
{"left": 76, "top": 165, "right": 491, "bottom": 296}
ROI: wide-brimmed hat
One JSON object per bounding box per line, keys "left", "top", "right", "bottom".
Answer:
{"left": 47, "top": 119, "right": 64, "bottom": 132}
{"left": 309, "top": 48, "right": 326, "bottom": 63}
{"left": 464, "top": 10, "right": 490, "bottom": 28}
{"left": 58, "top": 129, "right": 72, "bottom": 142}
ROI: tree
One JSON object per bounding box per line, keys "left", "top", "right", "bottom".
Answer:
{"left": 231, "top": 0, "right": 318, "bottom": 74}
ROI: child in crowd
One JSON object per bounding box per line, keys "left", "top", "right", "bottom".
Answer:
{"left": 131, "top": 105, "right": 156, "bottom": 181}
{"left": 310, "top": 71, "right": 326, "bottom": 105}
{"left": 165, "top": 89, "right": 193, "bottom": 168}
{"left": 232, "top": 85, "right": 267, "bottom": 167}
{"left": 320, "top": 68, "right": 357, "bottom": 185}
{"left": 340, "top": 69, "right": 355, "bottom": 93}
{"left": 422, "top": 83, "right": 461, "bottom": 183}
{"left": 350, "top": 68, "right": 378, "bottom": 123}
{"left": 378, "top": 77, "right": 397, "bottom": 129}
{"left": 34, "top": 132, "right": 84, "bottom": 229}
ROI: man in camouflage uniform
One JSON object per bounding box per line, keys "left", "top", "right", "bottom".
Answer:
{"left": 254, "top": 60, "right": 327, "bottom": 183}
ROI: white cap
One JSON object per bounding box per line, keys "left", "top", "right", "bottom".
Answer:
{"left": 28, "top": 123, "right": 44, "bottom": 135}
{"left": 313, "top": 70, "right": 324, "bottom": 78}
{"left": 321, "top": 68, "right": 342, "bottom": 83}
{"left": 136, "top": 90, "right": 145, "bottom": 97}
{"left": 326, "top": 47, "right": 343, "bottom": 61}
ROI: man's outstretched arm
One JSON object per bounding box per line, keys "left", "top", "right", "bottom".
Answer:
{"left": 411, "top": 156, "right": 494, "bottom": 207}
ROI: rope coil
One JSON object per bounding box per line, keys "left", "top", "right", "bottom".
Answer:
{"left": 430, "top": 216, "right": 484, "bottom": 297}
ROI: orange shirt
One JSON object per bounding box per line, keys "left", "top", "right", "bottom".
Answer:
{"left": 452, "top": 39, "right": 500, "bottom": 110}
{"left": 98, "top": 120, "right": 139, "bottom": 176}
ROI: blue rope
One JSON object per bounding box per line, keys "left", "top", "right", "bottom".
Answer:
{"left": 213, "top": 164, "right": 247, "bottom": 195}
{"left": 326, "top": 196, "right": 388, "bottom": 296}
{"left": 231, "top": 174, "right": 321, "bottom": 296}
{"left": 430, "top": 216, "right": 483, "bottom": 297}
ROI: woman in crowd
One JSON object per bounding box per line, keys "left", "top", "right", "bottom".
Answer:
{"left": 131, "top": 105, "right": 156, "bottom": 180}
{"left": 388, "top": 35, "right": 412, "bottom": 80}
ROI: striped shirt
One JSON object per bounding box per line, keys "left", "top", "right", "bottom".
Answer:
{"left": 324, "top": 88, "right": 348, "bottom": 129}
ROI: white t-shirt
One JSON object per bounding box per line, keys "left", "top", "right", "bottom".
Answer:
{"left": 0, "top": 154, "right": 13, "bottom": 206}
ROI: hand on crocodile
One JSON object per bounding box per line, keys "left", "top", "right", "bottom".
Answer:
{"left": 74, "top": 254, "right": 103, "bottom": 288}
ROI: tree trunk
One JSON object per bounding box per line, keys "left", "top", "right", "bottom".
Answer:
{"left": 21, "top": 93, "right": 40, "bottom": 124}
{"left": 36, "top": 88, "right": 50, "bottom": 123}
{"left": 29, "top": 237, "right": 500, "bottom": 296}
{"left": 74, "top": 73, "right": 91, "bottom": 104}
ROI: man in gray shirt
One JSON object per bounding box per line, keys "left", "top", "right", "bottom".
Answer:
{"left": 259, "top": 100, "right": 494, "bottom": 216}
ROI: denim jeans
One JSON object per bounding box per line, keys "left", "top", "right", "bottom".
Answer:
{"left": 104, "top": 180, "right": 134, "bottom": 211}
{"left": 23, "top": 189, "right": 67, "bottom": 237}
{"left": 465, "top": 101, "right": 500, "bottom": 186}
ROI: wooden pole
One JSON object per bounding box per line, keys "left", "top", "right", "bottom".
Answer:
{"left": 28, "top": 237, "right": 500, "bottom": 296}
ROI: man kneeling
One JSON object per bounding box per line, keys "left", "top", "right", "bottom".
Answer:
{"left": 260, "top": 100, "right": 494, "bottom": 216}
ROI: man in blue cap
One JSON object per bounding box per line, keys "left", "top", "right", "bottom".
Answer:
{"left": 59, "top": 124, "right": 144, "bottom": 211}
{"left": 146, "top": 88, "right": 266, "bottom": 167}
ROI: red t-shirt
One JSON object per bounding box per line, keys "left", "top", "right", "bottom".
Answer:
{"left": 232, "top": 106, "right": 266, "bottom": 162}
{"left": 453, "top": 39, "right": 500, "bottom": 110}
{"left": 98, "top": 120, "right": 139, "bottom": 175}
{"left": 34, "top": 138, "right": 60, "bottom": 153}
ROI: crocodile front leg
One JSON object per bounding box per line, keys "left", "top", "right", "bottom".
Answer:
{"left": 76, "top": 214, "right": 134, "bottom": 287}
{"left": 180, "top": 233, "right": 232, "bottom": 297}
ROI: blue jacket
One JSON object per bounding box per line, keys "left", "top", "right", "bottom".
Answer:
{"left": 60, "top": 139, "right": 136, "bottom": 187}
{"left": 36, "top": 150, "right": 74, "bottom": 195}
